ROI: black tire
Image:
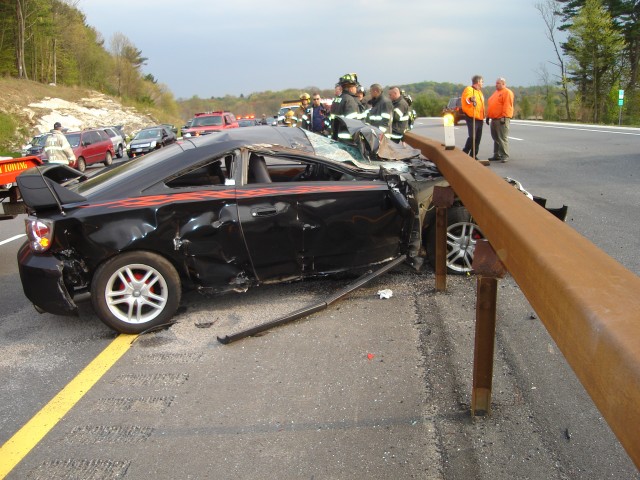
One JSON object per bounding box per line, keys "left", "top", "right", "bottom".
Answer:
{"left": 76, "top": 156, "right": 86, "bottom": 172}
{"left": 425, "top": 206, "right": 484, "bottom": 275}
{"left": 91, "top": 251, "right": 181, "bottom": 334}
{"left": 104, "top": 150, "right": 113, "bottom": 166}
{"left": 116, "top": 144, "right": 123, "bottom": 158}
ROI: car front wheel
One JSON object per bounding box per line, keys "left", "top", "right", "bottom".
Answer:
{"left": 91, "top": 251, "right": 181, "bottom": 334}
{"left": 76, "top": 156, "right": 86, "bottom": 172}
{"left": 426, "top": 206, "right": 485, "bottom": 275}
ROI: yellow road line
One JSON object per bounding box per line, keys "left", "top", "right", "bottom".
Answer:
{"left": 0, "top": 334, "right": 136, "bottom": 479}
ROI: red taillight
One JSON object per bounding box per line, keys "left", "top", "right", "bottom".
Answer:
{"left": 25, "top": 217, "right": 54, "bottom": 252}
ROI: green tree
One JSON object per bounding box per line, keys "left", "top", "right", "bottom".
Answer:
{"left": 109, "top": 32, "right": 147, "bottom": 100}
{"left": 520, "top": 96, "right": 533, "bottom": 119}
{"left": 563, "top": 0, "right": 625, "bottom": 122}
{"left": 537, "top": 0, "right": 572, "bottom": 120}
{"left": 412, "top": 93, "right": 444, "bottom": 117}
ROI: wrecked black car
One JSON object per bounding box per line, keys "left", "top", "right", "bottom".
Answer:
{"left": 16, "top": 123, "right": 563, "bottom": 333}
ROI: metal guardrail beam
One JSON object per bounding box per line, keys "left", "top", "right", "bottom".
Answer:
{"left": 404, "top": 132, "right": 640, "bottom": 469}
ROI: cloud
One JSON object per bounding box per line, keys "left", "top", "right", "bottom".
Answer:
{"left": 79, "top": 0, "right": 560, "bottom": 98}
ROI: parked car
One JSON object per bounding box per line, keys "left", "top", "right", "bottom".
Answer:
{"left": 237, "top": 116, "right": 259, "bottom": 127}
{"left": 161, "top": 123, "right": 179, "bottom": 135}
{"left": 102, "top": 127, "right": 126, "bottom": 158}
{"left": 64, "top": 128, "right": 115, "bottom": 172}
{"left": 16, "top": 122, "right": 564, "bottom": 334}
{"left": 182, "top": 111, "right": 239, "bottom": 137}
{"left": 126, "top": 125, "right": 177, "bottom": 158}
{"left": 21, "top": 134, "right": 51, "bottom": 161}
{"left": 442, "top": 97, "right": 464, "bottom": 125}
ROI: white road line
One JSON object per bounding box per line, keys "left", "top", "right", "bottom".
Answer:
{"left": 508, "top": 136, "right": 524, "bottom": 141}
{"left": 513, "top": 121, "right": 640, "bottom": 136}
{"left": 0, "top": 234, "right": 26, "bottom": 246}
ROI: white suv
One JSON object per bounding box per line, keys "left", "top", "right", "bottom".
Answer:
{"left": 102, "top": 127, "right": 126, "bottom": 158}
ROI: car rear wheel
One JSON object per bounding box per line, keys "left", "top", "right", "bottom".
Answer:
{"left": 76, "top": 156, "right": 86, "bottom": 172}
{"left": 91, "top": 251, "right": 181, "bottom": 334}
{"left": 104, "top": 150, "right": 113, "bottom": 166}
{"left": 116, "top": 144, "right": 123, "bottom": 158}
{"left": 426, "top": 206, "right": 485, "bottom": 275}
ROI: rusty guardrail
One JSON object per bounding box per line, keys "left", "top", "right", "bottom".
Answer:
{"left": 404, "top": 132, "right": 640, "bottom": 469}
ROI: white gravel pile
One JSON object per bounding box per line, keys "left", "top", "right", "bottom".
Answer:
{"left": 23, "top": 93, "right": 157, "bottom": 137}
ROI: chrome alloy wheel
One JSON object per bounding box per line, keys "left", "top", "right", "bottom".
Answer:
{"left": 446, "top": 221, "right": 484, "bottom": 274}
{"left": 104, "top": 263, "right": 169, "bottom": 324}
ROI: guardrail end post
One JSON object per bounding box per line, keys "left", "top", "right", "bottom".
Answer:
{"left": 471, "top": 240, "right": 507, "bottom": 416}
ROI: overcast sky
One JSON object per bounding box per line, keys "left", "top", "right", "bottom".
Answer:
{"left": 77, "top": 0, "right": 562, "bottom": 99}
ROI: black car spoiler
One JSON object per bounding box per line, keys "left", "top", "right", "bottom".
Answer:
{"left": 17, "top": 164, "right": 87, "bottom": 212}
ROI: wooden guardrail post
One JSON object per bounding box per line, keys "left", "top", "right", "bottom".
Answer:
{"left": 471, "top": 241, "right": 507, "bottom": 416}
{"left": 432, "top": 185, "right": 454, "bottom": 291}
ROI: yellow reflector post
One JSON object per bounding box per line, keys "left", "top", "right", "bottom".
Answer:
{"left": 443, "top": 113, "right": 455, "bottom": 127}
{"left": 443, "top": 114, "right": 456, "bottom": 150}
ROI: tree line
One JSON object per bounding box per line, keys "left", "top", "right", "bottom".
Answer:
{"left": 537, "top": 0, "right": 639, "bottom": 124}
{"left": 0, "top": 0, "right": 179, "bottom": 119}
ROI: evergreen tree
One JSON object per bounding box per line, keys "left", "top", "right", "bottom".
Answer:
{"left": 563, "top": 0, "right": 625, "bottom": 122}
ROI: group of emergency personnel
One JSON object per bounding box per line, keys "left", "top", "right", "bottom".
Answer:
{"left": 288, "top": 73, "right": 416, "bottom": 143}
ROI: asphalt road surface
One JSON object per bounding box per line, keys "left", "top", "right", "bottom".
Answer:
{"left": 1, "top": 121, "right": 638, "bottom": 479}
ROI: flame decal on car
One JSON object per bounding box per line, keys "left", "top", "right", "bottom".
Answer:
{"left": 81, "top": 184, "right": 385, "bottom": 209}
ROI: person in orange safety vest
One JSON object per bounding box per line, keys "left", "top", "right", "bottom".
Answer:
{"left": 461, "top": 75, "right": 489, "bottom": 165}
{"left": 486, "top": 77, "right": 515, "bottom": 163}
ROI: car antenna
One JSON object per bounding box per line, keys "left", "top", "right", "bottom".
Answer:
{"left": 35, "top": 165, "right": 66, "bottom": 216}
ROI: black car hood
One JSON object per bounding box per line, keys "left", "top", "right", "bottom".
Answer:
{"left": 331, "top": 117, "right": 423, "bottom": 162}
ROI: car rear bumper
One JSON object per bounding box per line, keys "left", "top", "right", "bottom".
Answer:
{"left": 17, "top": 242, "right": 78, "bottom": 316}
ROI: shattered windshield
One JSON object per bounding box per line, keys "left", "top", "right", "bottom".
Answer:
{"left": 303, "top": 130, "right": 410, "bottom": 173}
{"left": 304, "top": 131, "right": 367, "bottom": 163}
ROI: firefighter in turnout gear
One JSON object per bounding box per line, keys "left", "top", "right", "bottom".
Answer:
{"left": 388, "top": 86, "right": 410, "bottom": 143}
{"left": 332, "top": 73, "right": 361, "bottom": 120}
{"left": 365, "top": 83, "right": 393, "bottom": 137}
{"left": 44, "top": 122, "right": 76, "bottom": 165}
{"left": 292, "top": 92, "right": 311, "bottom": 129}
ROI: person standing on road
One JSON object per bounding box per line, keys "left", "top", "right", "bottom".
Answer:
{"left": 44, "top": 122, "right": 76, "bottom": 165}
{"left": 356, "top": 85, "right": 367, "bottom": 117}
{"left": 309, "top": 93, "right": 331, "bottom": 135}
{"left": 461, "top": 75, "right": 489, "bottom": 165}
{"left": 332, "top": 74, "right": 361, "bottom": 120}
{"left": 365, "top": 83, "right": 393, "bottom": 137}
{"left": 330, "top": 83, "right": 343, "bottom": 118}
{"left": 331, "top": 73, "right": 362, "bottom": 140}
{"left": 292, "top": 93, "right": 311, "bottom": 129}
{"left": 486, "top": 77, "right": 514, "bottom": 163}
{"left": 388, "top": 86, "right": 410, "bottom": 143}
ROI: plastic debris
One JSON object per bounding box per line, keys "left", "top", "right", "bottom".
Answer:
{"left": 367, "top": 353, "right": 375, "bottom": 360}
{"left": 377, "top": 289, "right": 393, "bottom": 299}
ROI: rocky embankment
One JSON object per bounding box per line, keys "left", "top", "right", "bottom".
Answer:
{"left": 22, "top": 93, "right": 157, "bottom": 139}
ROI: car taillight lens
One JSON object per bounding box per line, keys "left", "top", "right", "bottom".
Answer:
{"left": 25, "top": 217, "right": 54, "bottom": 252}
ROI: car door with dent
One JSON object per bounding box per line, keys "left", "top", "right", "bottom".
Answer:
{"left": 237, "top": 151, "right": 406, "bottom": 281}
{"left": 293, "top": 162, "right": 405, "bottom": 273}
{"left": 235, "top": 150, "right": 305, "bottom": 282}
{"left": 158, "top": 154, "right": 251, "bottom": 291}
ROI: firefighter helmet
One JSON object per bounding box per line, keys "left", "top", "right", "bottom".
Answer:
{"left": 338, "top": 73, "right": 358, "bottom": 86}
